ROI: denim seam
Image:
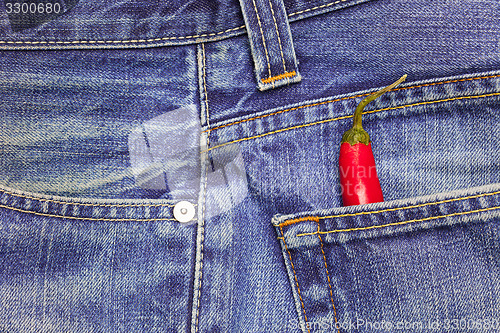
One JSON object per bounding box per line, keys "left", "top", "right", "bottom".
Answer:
{"left": 280, "top": 225, "right": 310, "bottom": 333}
{"left": 268, "top": 0, "right": 288, "bottom": 75}
{"left": 316, "top": 219, "right": 340, "bottom": 332}
{"left": 251, "top": 0, "right": 273, "bottom": 81}
{"left": 0, "top": 190, "right": 178, "bottom": 207}
{"left": 194, "top": 144, "right": 208, "bottom": 333}
{"left": 202, "top": 43, "right": 210, "bottom": 132}
{"left": 204, "top": 115, "right": 349, "bottom": 153}
{"left": 203, "top": 91, "right": 500, "bottom": 152}
{"left": 203, "top": 73, "right": 500, "bottom": 133}
{"left": 280, "top": 190, "right": 500, "bottom": 227}
{"left": 296, "top": 205, "right": 500, "bottom": 237}
{"left": 0, "top": 0, "right": 356, "bottom": 47}
{"left": 0, "top": 204, "right": 176, "bottom": 221}
{"left": 192, "top": 42, "right": 209, "bottom": 333}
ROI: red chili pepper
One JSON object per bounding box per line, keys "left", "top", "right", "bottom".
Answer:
{"left": 339, "top": 75, "right": 407, "bottom": 206}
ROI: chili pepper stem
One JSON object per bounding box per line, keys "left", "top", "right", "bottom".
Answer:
{"left": 342, "top": 75, "right": 407, "bottom": 145}
{"left": 353, "top": 74, "right": 407, "bottom": 130}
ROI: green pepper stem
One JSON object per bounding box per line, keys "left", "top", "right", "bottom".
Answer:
{"left": 353, "top": 74, "right": 407, "bottom": 129}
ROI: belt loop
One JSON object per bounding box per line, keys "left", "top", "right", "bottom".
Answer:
{"left": 238, "top": 0, "right": 302, "bottom": 91}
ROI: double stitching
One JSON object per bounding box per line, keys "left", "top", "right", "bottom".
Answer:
{"left": 193, "top": 42, "right": 210, "bottom": 333}
{"left": 268, "top": 0, "right": 287, "bottom": 74}
{"left": 315, "top": 217, "right": 340, "bottom": 332}
{"left": 202, "top": 90, "right": 500, "bottom": 153}
{"left": 279, "top": 190, "right": 500, "bottom": 227}
{"left": 266, "top": 0, "right": 288, "bottom": 85}
{"left": 0, "top": 189, "right": 178, "bottom": 207}
{"left": 240, "top": 0, "right": 300, "bottom": 90}
{"left": 279, "top": 225, "right": 310, "bottom": 333}
{"left": 203, "top": 74, "right": 500, "bottom": 134}
{"left": 0, "top": 204, "right": 175, "bottom": 221}
{"left": 296, "top": 205, "right": 500, "bottom": 237}
{"left": 278, "top": 192, "right": 500, "bottom": 325}
{"left": 251, "top": 0, "right": 273, "bottom": 82}
{"left": 259, "top": 0, "right": 298, "bottom": 86}
{"left": 276, "top": 191, "right": 500, "bottom": 237}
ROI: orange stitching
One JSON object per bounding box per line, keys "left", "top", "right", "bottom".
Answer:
{"left": 392, "top": 74, "right": 500, "bottom": 92}
{"left": 363, "top": 92, "right": 500, "bottom": 114}
{"left": 316, "top": 220, "right": 340, "bottom": 332}
{"left": 297, "top": 205, "right": 500, "bottom": 237}
{"left": 280, "top": 215, "right": 319, "bottom": 227}
{"left": 203, "top": 91, "right": 500, "bottom": 153}
{"left": 0, "top": 204, "right": 176, "bottom": 222}
{"left": 261, "top": 70, "right": 297, "bottom": 84}
{"left": 280, "top": 225, "right": 310, "bottom": 333}
{"left": 203, "top": 73, "right": 500, "bottom": 134}
{"left": 279, "top": 190, "right": 500, "bottom": 227}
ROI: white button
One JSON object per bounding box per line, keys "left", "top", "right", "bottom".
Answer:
{"left": 173, "top": 201, "right": 196, "bottom": 223}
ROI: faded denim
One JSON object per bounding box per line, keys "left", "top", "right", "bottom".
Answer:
{"left": 0, "top": 0, "right": 500, "bottom": 332}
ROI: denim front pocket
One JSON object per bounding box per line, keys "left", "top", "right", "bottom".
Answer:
{"left": 273, "top": 184, "right": 500, "bottom": 332}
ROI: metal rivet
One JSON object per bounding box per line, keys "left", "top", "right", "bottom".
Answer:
{"left": 173, "top": 201, "right": 195, "bottom": 223}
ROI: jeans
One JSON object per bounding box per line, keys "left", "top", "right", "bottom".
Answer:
{"left": 0, "top": 0, "right": 499, "bottom": 332}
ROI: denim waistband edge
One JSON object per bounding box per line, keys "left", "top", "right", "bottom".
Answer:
{"left": 0, "top": 0, "right": 373, "bottom": 50}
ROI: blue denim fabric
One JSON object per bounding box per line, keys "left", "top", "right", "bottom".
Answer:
{"left": 0, "top": 0, "right": 372, "bottom": 49}
{"left": 273, "top": 184, "right": 500, "bottom": 332}
{"left": 238, "top": 0, "right": 302, "bottom": 90}
{"left": 0, "top": 0, "right": 500, "bottom": 332}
